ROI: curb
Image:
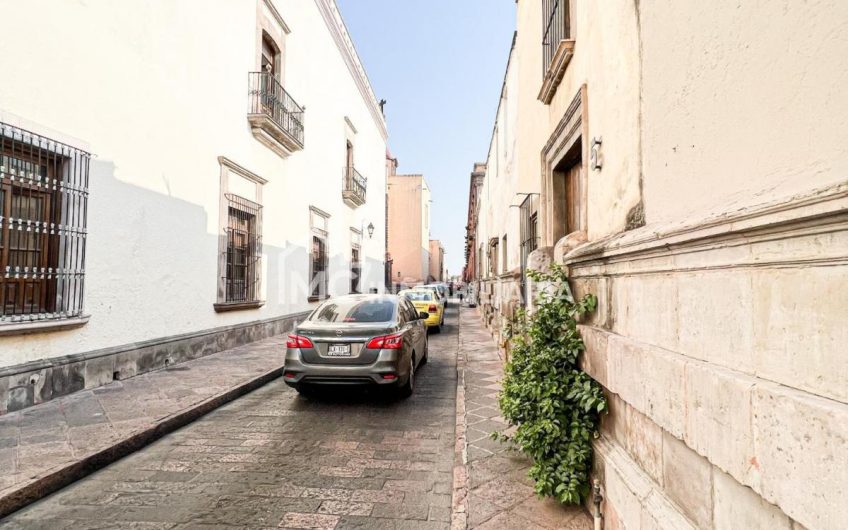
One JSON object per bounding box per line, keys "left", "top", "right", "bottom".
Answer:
{"left": 0, "top": 366, "right": 284, "bottom": 519}
{"left": 451, "top": 306, "right": 469, "bottom": 530}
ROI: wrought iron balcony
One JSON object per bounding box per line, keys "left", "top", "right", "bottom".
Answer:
{"left": 342, "top": 166, "right": 367, "bottom": 208}
{"left": 247, "top": 71, "right": 304, "bottom": 157}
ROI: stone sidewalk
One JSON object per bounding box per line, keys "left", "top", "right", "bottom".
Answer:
{"left": 0, "top": 335, "right": 286, "bottom": 518}
{"left": 455, "top": 306, "right": 591, "bottom": 530}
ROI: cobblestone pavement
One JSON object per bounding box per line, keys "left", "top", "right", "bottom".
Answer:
{"left": 0, "top": 307, "right": 460, "bottom": 529}
{"left": 457, "top": 307, "right": 591, "bottom": 530}
{"left": 0, "top": 335, "right": 286, "bottom": 503}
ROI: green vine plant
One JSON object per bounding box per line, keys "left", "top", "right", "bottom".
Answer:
{"left": 495, "top": 263, "right": 606, "bottom": 504}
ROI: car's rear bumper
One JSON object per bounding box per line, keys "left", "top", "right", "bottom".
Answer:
{"left": 423, "top": 313, "right": 441, "bottom": 327}
{"left": 283, "top": 349, "right": 406, "bottom": 386}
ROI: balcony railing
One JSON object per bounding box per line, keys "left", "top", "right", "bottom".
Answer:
{"left": 247, "top": 71, "right": 304, "bottom": 156}
{"left": 342, "top": 166, "right": 367, "bottom": 207}
{"left": 542, "top": 0, "right": 570, "bottom": 74}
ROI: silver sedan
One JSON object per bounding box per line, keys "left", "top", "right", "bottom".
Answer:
{"left": 283, "top": 294, "right": 429, "bottom": 397}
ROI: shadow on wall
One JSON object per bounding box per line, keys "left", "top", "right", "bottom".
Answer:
{"left": 85, "top": 160, "right": 309, "bottom": 329}
{"left": 86, "top": 159, "right": 382, "bottom": 333}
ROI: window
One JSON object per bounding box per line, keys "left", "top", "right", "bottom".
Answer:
{"left": 502, "top": 235, "right": 508, "bottom": 274}
{"left": 542, "top": 0, "right": 570, "bottom": 73}
{"left": 309, "top": 207, "right": 330, "bottom": 301}
{"left": 0, "top": 121, "right": 90, "bottom": 328}
{"left": 215, "top": 157, "right": 265, "bottom": 311}
{"left": 488, "top": 238, "right": 499, "bottom": 277}
{"left": 519, "top": 194, "right": 540, "bottom": 305}
{"left": 346, "top": 140, "right": 354, "bottom": 170}
{"left": 309, "top": 298, "right": 394, "bottom": 323}
{"left": 248, "top": 22, "right": 304, "bottom": 157}
{"left": 539, "top": 0, "right": 574, "bottom": 104}
{"left": 223, "top": 195, "right": 261, "bottom": 303}
{"left": 350, "top": 228, "right": 362, "bottom": 294}
{"left": 401, "top": 299, "right": 418, "bottom": 323}
{"left": 261, "top": 32, "right": 279, "bottom": 77}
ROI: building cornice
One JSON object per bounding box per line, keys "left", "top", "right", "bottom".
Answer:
{"left": 314, "top": 0, "right": 388, "bottom": 141}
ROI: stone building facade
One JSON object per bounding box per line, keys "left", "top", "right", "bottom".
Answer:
{"left": 466, "top": 1, "right": 847, "bottom": 528}
{"left": 0, "top": 0, "right": 389, "bottom": 414}
{"left": 387, "top": 173, "right": 431, "bottom": 288}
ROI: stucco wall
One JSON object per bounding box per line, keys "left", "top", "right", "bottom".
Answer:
{"left": 387, "top": 174, "right": 428, "bottom": 285}
{"left": 639, "top": 0, "right": 848, "bottom": 225}
{"left": 0, "top": 0, "right": 388, "bottom": 368}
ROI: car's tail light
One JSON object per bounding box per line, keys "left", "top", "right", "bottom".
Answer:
{"left": 382, "top": 374, "right": 397, "bottom": 380}
{"left": 428, "top": 305, "right": 437, "bottom": 313}
{"left": 366, "top": 332, "right": 404, "bottom": 350}
{"left": 286, "top": 334, "right": 313, "bottom": 349}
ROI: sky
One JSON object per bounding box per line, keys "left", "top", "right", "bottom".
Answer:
{"left": 337, "top": 0, "right": 516, "bottom": 278}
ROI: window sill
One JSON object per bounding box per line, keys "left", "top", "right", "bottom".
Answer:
{"left": 213, "top": 301, "right": 265, "bottom": 313}
{"left": 307, "top": 295, "right": 330, "bottom": 303}
{"left": 538, "top": 39, "right": 575, "bottom": 105}
{"left": 0, "top": 315, "right": 90, "bottom": 336}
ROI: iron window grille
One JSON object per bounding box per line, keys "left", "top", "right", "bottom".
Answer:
{"left": 222, "top": 194, "right": 262, "bottom": 304}
{"left": 247, "top": 71, "right": 305, "bottom": 147}
{"left": 542, "top": 0, "right": 570, "bottom": 73}
{"left": 350, "top": 245, "right": 361, "bottom": 294}
{"left": 0, "top": 121, "right": 90, "bottom": 325}
{"left": 310, "top": 231, "right": 329, "bottom": 301}
{"left": 519, "top": 194, "right": 540, "bottom": 306}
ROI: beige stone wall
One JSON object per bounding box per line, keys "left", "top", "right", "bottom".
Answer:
{"left": 507, "top": 1, "right": 848, "bottom": 529}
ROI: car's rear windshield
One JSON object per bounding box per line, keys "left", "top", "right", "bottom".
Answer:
{"left": 309, "top": 299, "right": 395, "bottom": 323}
{"left": 402, "top": 291, "right": 432, "bottom": 302}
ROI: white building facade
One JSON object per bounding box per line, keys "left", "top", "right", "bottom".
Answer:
{"left": 0, "top": 0, "right": 388, "bottom": 413}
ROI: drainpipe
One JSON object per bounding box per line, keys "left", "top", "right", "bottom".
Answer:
{"left": 593, "top": 479, "right": 604, "bottom": 530}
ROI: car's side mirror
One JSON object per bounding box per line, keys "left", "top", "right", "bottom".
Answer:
{"left": 418, "top": 311, "right": 429, "bottom": 320}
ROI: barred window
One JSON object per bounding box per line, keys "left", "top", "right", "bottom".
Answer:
{"left": 0, "top": 122, "right": 89, "bottom": 326}
{"left": 542, "top": 0, "right": 570, "bottom": 73}
{"left": 519, "top": 194, "right": 539, "bottom": 306}
{"left": 309, "top": 207, "right": 330, "bottom": 301}
{"left": 224, "top": 194, "right": 262, "bottom": 303}
{"left": 350, "top": 228, "right": 362, "bottom": 294}
{"left": 215, "top": 157, "right": 265, "bottom": 312}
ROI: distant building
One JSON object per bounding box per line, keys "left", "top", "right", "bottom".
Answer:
{"left": 428, "top": 240, "right": 445, "bottom": 282}
{"left": 463, "top": 163, "right": 486, "bottom": 284}
{"left": 387, "top": 173, "right": 431, "bottom": 288}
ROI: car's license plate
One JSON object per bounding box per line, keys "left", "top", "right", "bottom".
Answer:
{"left": 327, "top": 344, "right": 352, "bottom": 357}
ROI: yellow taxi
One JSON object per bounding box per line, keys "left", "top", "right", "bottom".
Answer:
{"left": 399, "top": 289, "right": 444, "bottom": 332}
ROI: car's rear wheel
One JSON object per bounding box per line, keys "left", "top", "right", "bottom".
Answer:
{"left": 421, "top": 341, "right": 429, "bottom": 365}
{"left": 398, "top": 354, "right": 415, "bottom": 398}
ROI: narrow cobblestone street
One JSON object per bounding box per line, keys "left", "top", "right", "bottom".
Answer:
{"left": 0, "top": 311, "right": 460, "bottom": 530}
{"left": 0, "top": 304, "right": 594, "bottom": 530}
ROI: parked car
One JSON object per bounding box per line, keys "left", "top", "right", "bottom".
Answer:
{"left": 416, "top": 284, "right": 448, "bottom": 309}
{"left": 399, "top": 288, "right": 445, "bottom": 332}
{"left": 283, "top": 294, "right": 428, "bottom": 397}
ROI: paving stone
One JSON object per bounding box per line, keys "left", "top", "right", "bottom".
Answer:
{"left": 3, "top": 308, "right": 459, "bottom": 529}
{"left": 457, "top": 307, "right": 593, "bottom": 530}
